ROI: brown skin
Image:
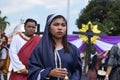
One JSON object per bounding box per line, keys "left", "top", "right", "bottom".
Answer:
{"left": 48, "top": 18, "right": 68, "bottom": 78}
{"left": 24, "top": 22, "right": 36, "bottom": 37}
{"left": 49, "top": 18, "right": 67, "bottom": 49}
{"left": 0, "top": 60, "right": 5, "bottom": 68}
{"left": 104, "top": 66, "right": 112, "bottom": 80}
{"left": 18, "top": 68, "right": 28, "bottom": 75}
{"left": 49, "top": 18, "right": 66, "bottom": 40}
{"left": 49, "top": 68, "right": 68, "bottom": 78}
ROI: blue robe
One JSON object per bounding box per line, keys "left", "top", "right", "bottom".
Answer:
{"left": 28, "top": 14, "right": 82, "bottom": 80}
{"left": 28, "top": 42, "right": 82, "bottom": 80}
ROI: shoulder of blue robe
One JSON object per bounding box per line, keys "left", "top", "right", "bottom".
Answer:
{"left": 28, "top": 42, "right": 82, "bottom": 80}
{"left": 28, "top": 41, "right": 53, "bottom": 80}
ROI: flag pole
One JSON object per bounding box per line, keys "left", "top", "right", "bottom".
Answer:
{"left": 67, "top": 0, "right": 70, "bottom": 28}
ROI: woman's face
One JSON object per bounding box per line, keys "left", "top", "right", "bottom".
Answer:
{"left": 49, "top": 18, "right": 67, "bottom": 39}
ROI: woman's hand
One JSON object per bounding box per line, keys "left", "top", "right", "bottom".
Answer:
{"left": 104, "top": 77, "right": 109, "bottom": 80}
{"left": 49, "top": 68, "right": 68, "bottom": 78}
{"left": 104, "top": 75, "right": 109, "bottom": 80}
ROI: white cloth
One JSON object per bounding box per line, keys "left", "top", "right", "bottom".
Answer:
{"left": 0, "top": 48, "right": 7, "bottom": 59}
{"left": 70, "top": 38, "right": 83, "bottom": 48}
{"left": 69, "top": 38, "right": 114, "bottom": 51}
{"left": 95, "top": 40, "right": 113, "bottom": 51}
{"left": 9, "top": 34, "right": 27, "bottom": 72}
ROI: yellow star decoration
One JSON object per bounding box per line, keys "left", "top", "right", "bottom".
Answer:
{"left": 79, "top": 21, "right": 101, "bottom": 44}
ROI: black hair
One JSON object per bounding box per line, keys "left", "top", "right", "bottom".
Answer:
{"left": 24, "top": 18, "right": 37, "bottom": 26}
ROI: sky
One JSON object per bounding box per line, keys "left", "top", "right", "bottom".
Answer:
{"left": 0, "top": 0, "right": 89, "bottom": 35}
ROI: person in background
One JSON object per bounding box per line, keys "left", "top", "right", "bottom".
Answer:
{"left": 0, "top": 33, "right": 9, "bottom": 80}
{"left": 104, "top": 43, "right": 120, "bottom": 80}
{"left": 88, "top": 48, "right": 108, "bottom": 80}
{"left": 28, "top": 14, "right": 82, "bottom": 80}
{"left": 9, "top": 18, "right": 40, "bottom": 80}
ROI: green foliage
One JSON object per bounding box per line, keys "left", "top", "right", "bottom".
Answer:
{"left": 0, "top": 11, "right": 10, "bottom": 32}
{"left": 76, "top": 0, "right": 120, "bottom": 35}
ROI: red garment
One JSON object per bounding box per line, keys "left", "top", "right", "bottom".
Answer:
{"left": 9, "top": 35, "right": 40, "bottom": 80}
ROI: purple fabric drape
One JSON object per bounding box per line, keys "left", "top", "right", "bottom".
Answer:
{"left": 68, "top": 35, "right": 120, "bottom": 53}
{"left": 100, "top": 36, "right": 120, "bottom": 44}
{"left": 78, "top": 43, "right": 86, "bottom": 53}
{"left": 94, "top": 44, "right": 104, "bottom": 53}
{"left": 67, "top": 35, "right": 79, "bottom": 41}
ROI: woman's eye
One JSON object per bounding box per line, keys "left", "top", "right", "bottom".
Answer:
{"left": 53, "top": 23, "right": 66, "bottom": 27}
{"left": 53, "top": 23, "right": 59, "bottom": 26}
{"left": 61, "top": 23, "right": 66, "bottom": 27}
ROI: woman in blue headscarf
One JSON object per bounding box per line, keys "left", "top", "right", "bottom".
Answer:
{"left": 28, "top": 14, "right": 82, "bottom": 80}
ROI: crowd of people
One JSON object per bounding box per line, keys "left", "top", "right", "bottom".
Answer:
{"left": 0, "top": 14, "right": 120, "bottom": 80}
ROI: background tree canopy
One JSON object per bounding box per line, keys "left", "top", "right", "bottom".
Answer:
{"left": 0, "top": 11, "right": 10, "bottom": 33}
{"left": 76, "top": 0, "right": 120, "bottom": 35}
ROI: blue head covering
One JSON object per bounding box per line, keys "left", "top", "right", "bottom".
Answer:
{"left": 28, "top": 14, "right": 70, "bottom": 80}
{"left": 28, "top": 14, "right": 82, "bottom": 80}
{"left": 40, "top": 14, "right": 67, "bottom": 54}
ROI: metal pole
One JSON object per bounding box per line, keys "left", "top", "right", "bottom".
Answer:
{"left": 67, "top": 0, "right": 70, "bottom": 27}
